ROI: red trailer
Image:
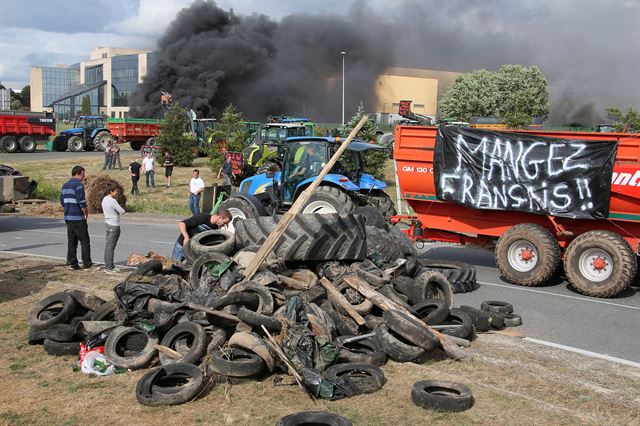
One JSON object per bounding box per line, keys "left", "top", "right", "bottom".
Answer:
{"left": 0, "top": 111, "right": 56, "bottom": 153}
{"left": 393, "top": 125, "right": 640, "bottom": 298}
{"left": 107, "top": 118, "right": 163, "bottom": 151}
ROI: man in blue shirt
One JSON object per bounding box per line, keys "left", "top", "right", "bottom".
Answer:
{"left": 60, "top": 166, "right": 92, "bottom": 270}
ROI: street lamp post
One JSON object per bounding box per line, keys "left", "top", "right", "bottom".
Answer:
{"left": 341, "top": 51, "right": 346, "bottom": 125}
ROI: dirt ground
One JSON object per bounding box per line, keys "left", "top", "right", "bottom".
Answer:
{"left": 0, "top": 253, "right": 638, "bottom": 426}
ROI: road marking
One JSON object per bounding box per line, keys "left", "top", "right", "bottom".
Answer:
{"left": 13, "top": 228, "right": 106, "bottom": 239}
{"left": 477, "top": 280, "right": 640, "bottom": 310}
{"left": 523, "top": 337, "right": 640, "bottom": 369}
{"left": 149, "top": 240, "right": 174, "bottom": 245}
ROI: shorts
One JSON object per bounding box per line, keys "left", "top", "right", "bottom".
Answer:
{"left": 165, "top": 167, "right": 173, "bottom": 177}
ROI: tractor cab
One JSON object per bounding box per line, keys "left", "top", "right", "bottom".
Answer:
{"left": 281, "top": 139, "right": 330, "bottom": 202}
{"left": 73, "top": 116, "right": 105, "bottom": 140}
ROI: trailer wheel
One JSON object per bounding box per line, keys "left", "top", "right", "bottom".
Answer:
{"left": 367, "top": 190, "right": 397, "bottom": 219}
{"left": 130, "top": 140, "right": 144, "bottom": 151}
{"left": 0, "top": 135, "right": 18, "bottom": 153}
{"left": 93, "top": 131, "right": 112, "bottom": 151}
{"left": 67, "top": 136, "right": 84, "bottom": 152}
{"left": 495, "top": 224, "right": 560, "bottom": 287}
{"left": 52, "top": 136, "right": 68, "bottom": 152}
{"left": 218, "top": 196, "right": 263, "bottom": 234}
{"left": 564, "top": 230, "right": 637, "bottom": 297}
{"left": 18, "top": 136, "right": 36, "bottom": 152}
{"left": 301, "top": 185, "right": 355, "bottom": 214}
{"left": 146, "top": 137, "right": 157, "bottom": 146}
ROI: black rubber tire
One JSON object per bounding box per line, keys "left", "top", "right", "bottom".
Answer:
{"left": 324, "top": 362, "right": 385, "bottom": 394}
{"left": 364, "top": 226, "right": 404, "bottom": 262}
{"left": 382, "top": 310, "right": 438, "bottom": 351}
{"left": 439, "top": 308, "right": 474, "bottom": 339}
{"left": 91, "top": 298, "right": 122, "bottom": 321}
{"left": 333, "top": 282, "right": 373, "bottom": 315}
{"left": 352, "top": 205, "right": 388, "bottom": 229}
{"left": 27, "top": 292, "right": 79, "bottom": 331}
{"left": 480, "top": 301, "right": 514, "bottom": 314}
{"left": 411, "top": 380, "right": 474, "bottom": 412}
{"left": 28, "top": 324, "right": 77, "bottom": 344}
{"left": 364, "top": 314, "right": 384, "bottom": 331}
{"left": 127, "top": 260, "right": 163, "bottom": 280}
{"left": 218, "top": 196, "right": 263, "bottom": 234}
{"left": 206, "top": 292, "right": 260, "bottom": 327}
{"left": 459, "top": 306, "right": 491, "bottom": 332}
{"left": 136, "top": 363, "right": 204, "bottom": 407}
{"left": 488, "top": 313, "right": 506, "bottom": 330}
{"left": 410, "top": 299, "right": 449, "bottom": 326}
{"left": 52, "top": 135, "right": 68, "bottom": 152}
{"left": 159, "top": 322, "right": 208, "bottom": 366}
{"left": 366, "top": 190, "right": 397, "bottom": 219}
{"left": 564, "top": 230, "right": 637, "bottom": 298}
{"left": 413, "top": 271, "right": 454, "bottom": 309}
{"left": 495, "top": 224, "right": 561, "bottom": 287}
{"left": 189, "top": 252, "right": 234, "bottom": 288}
{"left": 497, "top": 312, "right": 523, "bottom": 327}
{"left": 276, "top": 412, "right": 353, "bottom": 426}
{"left": 388, "top": 224, "right": 416, "bottom": 257}
{"left": 300, "top": 286, "right": 327, "bottom": 305}
{"left": 321, "top": 301, "right": 359, "bottom": 337}
{"left": 374, "top": 324, "right": 426, "bottom": 362}
{"left": 392, "top": 276, "right": 426, "bottom": 305}
{"left": 237, "top": 307, "right": 282, "bottom": 332}
{"left": 43, "top": 339, "right": 81, "bottom": 356}
{"left": 183, "top": 239, "right": 196, "bottom": 263}
{"left": 205, "top": 326, "right": 228, "bottom": 353}
{"left": 335, "top": 336, "right": 386, "bottom": 366}
{"left": 190, "top": 230, "right": 235, "bottom": 257}
{"left": 379, "top": 285, "right": 411, "bottom": 309}
{"left": 228, "top": 281, "right": 275, "bottom": 315}
{"left": 236, "top": 214, "right": 367, "bottom": 261}
{"left": 93, "top": 131, "right": 112, "bottom": 151}
{"left": 67, "top": 135, "right": 84, "bottom": 152}
{"left": 104, "top": 326, "right": 158, "bottom": 370}
{"left": 300, "top": 185, "right": 355, "bottom": 214}
{"left": 130, "top": 140, "right": 144, "bottom": 151}
{"left": 209, "top": 348, "right": 264, "bottom": 377}
{"left": 0, "top": 135, "right": 18, "bottom": 152}
{"left": 18, "top": 135, "right": 36, "bottom": 153}
{"left": 416, "top": 259, "right": 478, "bottom": 294}
{"left": 65, "top": 289, "right": 106, "bottom": 311}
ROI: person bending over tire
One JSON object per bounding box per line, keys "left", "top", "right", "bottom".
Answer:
{"left": 171, "top": 209, "right": 232, "bottom": 261}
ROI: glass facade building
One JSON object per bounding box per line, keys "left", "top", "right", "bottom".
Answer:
{"left": 111, "top": 54, "right": 138, "bottom": 107}
{"left": 42, "top": 66, "right": 80, "bottom": 107}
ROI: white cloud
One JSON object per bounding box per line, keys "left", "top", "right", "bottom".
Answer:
{"left": 105, "top": 0, "right": 197, "bottom": 36}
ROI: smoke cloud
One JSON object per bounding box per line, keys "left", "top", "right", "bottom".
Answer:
{"left": 130, "top": 0, "right": 640, "bottom": 125}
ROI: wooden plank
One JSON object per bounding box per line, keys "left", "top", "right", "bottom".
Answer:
{"left": 319, "top": 277, "right": 366, "bottom": 326}
{"left": 243, "top": 115, "right": 369, "bottom": 280}
{"left": 342, "top": 274, "right": 467, "bottom": 359}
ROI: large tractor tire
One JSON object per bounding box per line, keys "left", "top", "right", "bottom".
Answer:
{"left": 67, "top": 136, "right": 85, "bottom": 152}
{"left": 93, "top": 131, "right": 112, "bottom": 151}
{"left": 235, "top": 214, "right": 367, "bottom": 261}
{"left": 495, "top": 224, "right": 560, "bottom": 287}
{"left": 0, "top": 135, "right": 18, "bottom": 153}
{"left": 18, "top": 136, "right": 36, "bottom": 153}
{"left": 364, "top": 225, "right": 404, "bottom": 262}
{"left": 130, "top": 140, "right": 144, "bottom": 151}
{"left": 367, "top": 190, "right": 397, "bottom": 219}
{"left": 218, "top": 195, "right": 266, "bottom": 234}
{"left": 300, "top": 185, "right": 355, "bottom": 214}
{"left": 52, "top": 136, "right": 68, "bottom": 152}
{"left": 564, "top": 230, "right": 637, "bottom": 297}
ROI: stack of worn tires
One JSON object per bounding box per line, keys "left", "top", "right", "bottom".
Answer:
{"left": 27, "top": 212, "right": 503, "bottom": 415}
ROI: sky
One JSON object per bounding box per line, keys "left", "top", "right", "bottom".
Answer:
{"left": 0, "top": 0, "right": 638, "bottom": 122}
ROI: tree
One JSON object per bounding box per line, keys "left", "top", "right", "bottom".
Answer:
{"left": 80, "top": 95, "right": 91, "bottom": 115}
{"left": 20, "top": 85, "right": 30, "bottom": 109}
{"left": 207, "top": 104, "right": 249, "bottom": 174}
{"left": 340, "top": 101, "right": 388, "bottom": 179}
{"left": 157, "top": 103, "right": 196, "bottom": 167}
{"left": 439, "top": 65, "right": 549, "bottom": 128}
{"left": 606, "top": 106, "right": 640, "bottom": 133}
{"left": 10, "top": 99, "right": 22, "bottom": 111}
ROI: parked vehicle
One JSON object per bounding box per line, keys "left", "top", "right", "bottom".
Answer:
{"left": 107, "top": 118, "right": 163, "bottom": 151}
{"left": 52, "top": 115, "right": 111, "bottom": 152}
{"left": 393, "top": 125, "right": 640, "bottom": 298}
{"left": 0, "top": 111, "right": 55, "bottom": 153}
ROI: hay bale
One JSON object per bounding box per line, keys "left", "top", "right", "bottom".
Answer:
{"left": 32, "top": 201, "right": 64, "bottom": 216}
{"left": 85, "top": 174, "right": 127, "bottom": 214}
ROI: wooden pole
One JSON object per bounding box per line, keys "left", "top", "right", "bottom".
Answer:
{"left": 342, "top": 274, "right": 467, "bottom": 359}
{"left": 320, "top": 277, "right": 366, "bottom": 326}
{"left": 243, "top": 115, "right": 370, "bottom": 280}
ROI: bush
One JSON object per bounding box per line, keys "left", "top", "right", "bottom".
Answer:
{"left": 157, "top": 103, "right": 196, "bottom": 167}
{"left": 207, "top": 104, "right": 249, "bottom": 174}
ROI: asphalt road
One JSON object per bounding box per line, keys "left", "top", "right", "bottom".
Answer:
{"left": 1, "top": 214, "right": 639, "bottom": 365}
{"left": 1, "top": 148, "right": 106, "bottom": 163}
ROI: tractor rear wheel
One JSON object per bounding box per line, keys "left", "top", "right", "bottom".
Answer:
{"left": 367, "top": 190, "right": 397, "bottom": 219}
{"left": 564, "top": 230, "right": 636, "bottom": 297}
{"left": 301, "top": 185, "right": 355, "bottom": 214}
{"left": 52, "top": 136, "right": 68, "bottom": 152}
{"left": 495, "top": 224, "right": 560, "bottom": 287}
{"left": 0, "top": 135, "right": 18, "bottom": 153}
{"left": 218, "top": 196, "right": 264, "bottom": 234}
{"left": 146, "top": 137, "right": 157, "bottom": 146}
{"left": 18, "top": 136, "right": 36, "bottom": 152}
{"left": 67, "top": 136, "right": 84, "bottom": 152}
{"left": 93, "top": 131, "right": 112, "bottom": 151}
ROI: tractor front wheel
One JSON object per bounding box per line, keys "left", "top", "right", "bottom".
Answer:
{"left": 93, "top": 131, "right": 112, "bottom": 151}
{"left": 67, "top": 136, "right": 85, "bottom": 152}
{"left": 301, "top": 186, "right": 355, "bottom": 214}
{"left": 367, "top": 190, "right": 397, "bottom": 219}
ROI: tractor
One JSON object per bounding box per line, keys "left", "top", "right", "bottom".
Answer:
{"left": 52, "top": 115, "right": 111, "bottom": 152}
{"left": 219, "top": 136, "right": 396, "bottom": 229}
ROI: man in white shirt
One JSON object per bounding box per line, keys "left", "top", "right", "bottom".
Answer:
{"left": 189, "top": 169, "right": 205, "bottom": 214}
{"left": 101, "top": 182, "right": 125, "bottom": 274}
{"left": 142, "top": 153, "right": 155, "bottom": 188}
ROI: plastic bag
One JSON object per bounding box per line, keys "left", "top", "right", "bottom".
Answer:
{"left": 80, "top": 350, "right": 115, "bottom": 376}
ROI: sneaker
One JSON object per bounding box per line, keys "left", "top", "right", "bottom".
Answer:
{"left": 69, "top": 264, "right": 81, "bottom": 270}
{"left": 105, "top": 267, "right": 121, "bottom": 274}
{"left": 82, "top": 263, "right": 93, "bottom": 269}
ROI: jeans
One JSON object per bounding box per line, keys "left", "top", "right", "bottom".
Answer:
{"left": 223, "top": 174, "right": 232, "bottom": 186}
{"left": 112, "top": 152, "right": 122, "bottom": 169}
{"left": 66, "top": 220, "right": 91, "bottom": 266}
{"left": 131, "top": 175, "right": 140, "bottom": 195}
{"left": 104, "top": 224, "right": 121, "bottom": 269}
{"left": 189, "top": 193, "right": 201, "bottom": 214}
{"left": 103, "top": 154, "right": 113, "bottom": 170}
{"left": 146, "top": 170, "right": 155, "bottom": 187}
{"left": 171, "top": 240, "right": 185, "bottom": 261}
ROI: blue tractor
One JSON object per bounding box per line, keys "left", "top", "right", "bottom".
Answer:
{"left": 52, "top": 116, "right": 112, "bottom": 152}
{"left": 219, "top": 136, "right": 396, "bottom": 227}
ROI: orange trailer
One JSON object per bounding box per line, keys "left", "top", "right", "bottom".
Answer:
{"left": 107, "top": 118, "right": 163, "bottom": 151}
{"left": 393, "top": 125, "right": 640, "bottom": 298}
